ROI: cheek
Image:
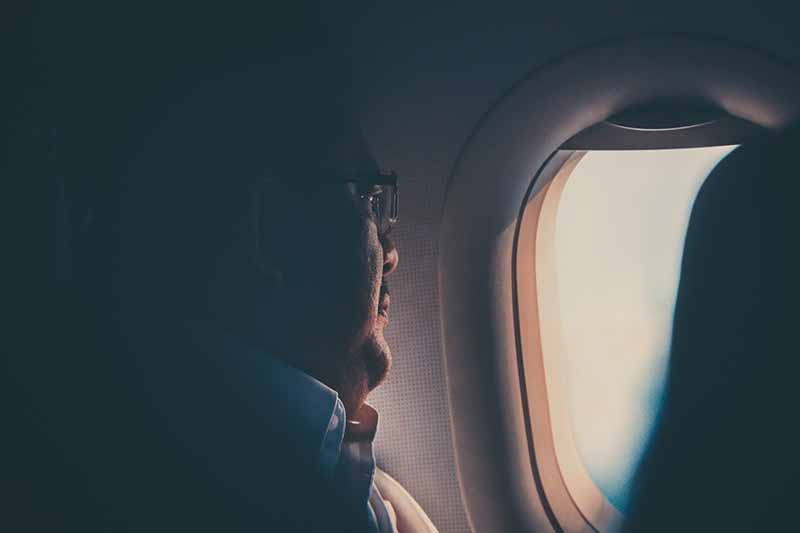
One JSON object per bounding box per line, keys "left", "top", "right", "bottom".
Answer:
{"left": 343, "top": 221, "right": 383, "bottom": 332}
{"left": 273, "top": 195, "right": 382, "bottom": 338}
{"left": 340, "top": 221, "right": 382, "bottom": 312}
{"left": 363, "top": 229, "right": 383, "bottom": 310}
{"left": 309, "top": 216, "right": 382, "bottom": 322}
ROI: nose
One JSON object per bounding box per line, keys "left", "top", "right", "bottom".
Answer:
{"left": 381, "top": 235, "right": 399, "bottom": 276}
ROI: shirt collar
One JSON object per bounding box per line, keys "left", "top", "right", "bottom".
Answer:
{"left": 223, "top": 337, "right": 340, "bottom": 464}
{"left": 222, "top": 337, "right": 379, "bottom": 472}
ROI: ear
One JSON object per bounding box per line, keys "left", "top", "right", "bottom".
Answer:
{"left": 248, "top": 175, "right": 287, "bottom": 289}
{"left": 247, "top": 240, "right": 284, "bottom": 289}
{"left": 261, "top": 263, "right": 285, "bottom": 288}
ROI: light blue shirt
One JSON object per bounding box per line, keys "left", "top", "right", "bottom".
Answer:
{"left": 223, "top": 337, "right": 395, "bottom": 532}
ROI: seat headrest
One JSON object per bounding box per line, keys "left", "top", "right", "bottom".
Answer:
{"left": 625, "top": 125, "right": 800, "bottom": 533}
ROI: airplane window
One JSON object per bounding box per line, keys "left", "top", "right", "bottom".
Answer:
{"left": 553, "top": 145, "right": 736, "bottom": 512}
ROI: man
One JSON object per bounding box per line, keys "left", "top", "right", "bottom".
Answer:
{"left": 10, "top": 49, "right": 399, "bottom": 531}
{"left": 121, "top": 51, "right": 401, "bottom": 531}
{"left": 9, "top": 2, "right": 404, "bottom": 528}
{"left": 129, "top": 56, "right": 398, "bottom": 531}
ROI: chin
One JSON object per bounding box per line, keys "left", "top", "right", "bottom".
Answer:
{"left": 339, "top": 329, "right": 391, "bottom": 413}
{"left": 363, "top": 333, "right": 392, "bottom": 390}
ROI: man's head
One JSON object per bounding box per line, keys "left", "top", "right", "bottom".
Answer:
{"left": 120, "top": 53, "right": 398, "bottom": 414}
{"left": 244, "top": 152, "right": 399, "bottom": 414}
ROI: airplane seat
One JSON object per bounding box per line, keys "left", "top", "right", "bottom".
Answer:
{"left": 374, "top": 468, "right": 439, "bottom": 533}
{"left": 11, "top": 132, "right": 120, "bottom": 529}
{"left": 623, "top": 126, "right": 800, "bottom": 532}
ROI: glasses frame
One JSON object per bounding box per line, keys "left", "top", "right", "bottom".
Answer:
{"left": 344, "top": 170, "right": 399, "bottom": 234}
{"left": 252, "top": 170, "right": 399, "bottom": 267}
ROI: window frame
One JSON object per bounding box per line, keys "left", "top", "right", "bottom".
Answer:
{"left": 439, "top": 35, "right": 800, "bottom": 533}
{"left": 515, "top": 138, "right": 752, "bottom": 531}
{"left": 515, "top": 150, "right": 619, "bottom": 531}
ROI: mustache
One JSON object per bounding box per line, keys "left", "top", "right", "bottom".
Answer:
{"left": 380, "top": 282, "right": 390, "bottom": 299}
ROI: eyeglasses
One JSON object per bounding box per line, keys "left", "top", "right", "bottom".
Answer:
{"left": 254, "top": 170, "right": 399, "bottom": 257}
{"left": 345, "top": 171, "right": 399, "bottom": 234}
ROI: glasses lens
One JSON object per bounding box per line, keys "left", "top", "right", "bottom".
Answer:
{"left": 377, "top": 185, "right": 397, "bottom": 233}
{"left": 388, "top": 182, "right": 398, "bottom": 224}
{"left": 346, "top": 173, "right": 397, "bottom": 233}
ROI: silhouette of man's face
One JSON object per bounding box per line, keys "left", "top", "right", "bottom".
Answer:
{"left": 256, "top": 159, "right": 399, "bottom": 415}
{"left": 122, "top": 59, "right": 396, "bottom": 415}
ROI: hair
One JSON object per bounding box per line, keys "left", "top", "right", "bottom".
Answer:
{"left": 624, "top": 126, "right": 800, "bottom": 532}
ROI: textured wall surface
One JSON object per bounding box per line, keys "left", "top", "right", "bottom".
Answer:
{"left": 368, "top": 177, "right": 469, "bottom": 532}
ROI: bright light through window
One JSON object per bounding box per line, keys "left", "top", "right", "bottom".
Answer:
{"left": 554, "top": 146, "right": 736, "bottom": 512}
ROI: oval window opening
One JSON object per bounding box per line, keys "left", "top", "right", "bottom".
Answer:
{"left": 552, "top": 145, "right": 736, "bottom": 512}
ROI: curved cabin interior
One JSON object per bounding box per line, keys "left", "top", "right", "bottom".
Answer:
{"left": 30, "top": 3, "right": 800, "bottom": 532}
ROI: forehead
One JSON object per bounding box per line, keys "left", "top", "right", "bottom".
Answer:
{"left": 252, "top": 59, "right": 380, "bottom": 185}
{"left": 293, "top": 127, "right": 380, "bottom": 185}
{"left": 267, "top": 106, "right": 380, "bottom": 186}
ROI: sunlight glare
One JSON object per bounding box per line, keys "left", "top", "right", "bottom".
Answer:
{"left": 554, "top": 145, "right": 736, "bottom": 511}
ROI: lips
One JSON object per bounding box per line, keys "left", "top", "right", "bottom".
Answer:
{"left": 378, "top": 286, "right": 390, "bottom": 320}
{"left": 378, "top": 294, "right": 390, "bottom": 319}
